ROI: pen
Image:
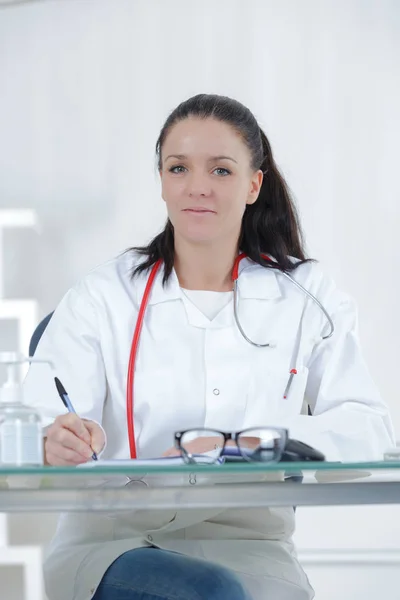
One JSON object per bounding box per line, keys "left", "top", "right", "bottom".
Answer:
{"left": 283, "top": 368, "right": 297, "bottom": 399}
{"left": 54, "top": 377, "right": 98, "bottom": 461}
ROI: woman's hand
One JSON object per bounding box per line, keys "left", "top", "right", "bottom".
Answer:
{"left": 45, "top": 413, "right": 105, "bottom": 466}
{"left": 162, "top": 436, "right": 223, "bottom": 457}
{"left": 162, "top": 435, "right": 263, "bottom": 458}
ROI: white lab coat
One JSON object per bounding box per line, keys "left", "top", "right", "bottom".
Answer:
{"left": 23, "top": 252, "right": 395, "bottom": 600}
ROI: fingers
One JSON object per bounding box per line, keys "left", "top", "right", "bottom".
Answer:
{"left": 83, "top": 419, "right": 106, "bottom": 455}
{"left": 49, "top": 426, "right": 93, "bottom": 460}
{"left": 45, "top": 441, "right": 90, "bottom": 466}
{"left": 45, "top": 414, "right": 99, "bottom": 467}
{"left": 45, "top": 448, "right": 86, "bottom": 467}
{"left": 170, "top": 436, "right": 219, "bottom": 456}
{"left": 162, "top": 447, "right": 180, "bottom": 457}
{"left": 58, "top": 413, "right": 91, "bottom": 444}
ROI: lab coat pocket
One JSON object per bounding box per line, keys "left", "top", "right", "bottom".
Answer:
{"left": 245, "top": 365, "right": 309, "bottom": 428}
{"left": 277, "top": 365, "right": 310, "bottom": 421}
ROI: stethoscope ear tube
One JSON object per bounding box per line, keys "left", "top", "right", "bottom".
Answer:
{"left": 232, "top": 253, "right": 334, "bottom": 346}
{"left": 279, "top": 271, "right": 334, "bottom": 340}
{"left": 233, "top": 280, "right": 274, "bottom": 348}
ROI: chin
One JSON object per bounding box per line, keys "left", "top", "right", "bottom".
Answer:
{"left": 174, "top": 222, "right": 219, "bottom": 244}
{"left": 182, "top": 234, "right": 217, "bottom": 245}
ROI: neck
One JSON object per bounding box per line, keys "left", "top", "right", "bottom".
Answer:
{"left": 174, "top": 236, "right": 239, "bottom": 292}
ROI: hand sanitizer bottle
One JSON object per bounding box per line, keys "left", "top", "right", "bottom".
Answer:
{"left": 0, "top": 352, "right": 45, "bottom": 466}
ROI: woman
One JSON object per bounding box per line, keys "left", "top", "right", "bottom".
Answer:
{"left": 24, "top": 94, "right": 394, "bottom": 600}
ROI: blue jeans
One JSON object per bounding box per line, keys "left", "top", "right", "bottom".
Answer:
{"left": 92, "top": 547, "right": 252, "bottom": 600}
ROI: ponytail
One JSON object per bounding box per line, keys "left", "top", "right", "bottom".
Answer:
{"left": 239, "top": 128, "right": 309, "bottom": 272}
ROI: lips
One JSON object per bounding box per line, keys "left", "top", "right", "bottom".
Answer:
{"left": 183, "top": 207, "right": 216, "bottom": 213}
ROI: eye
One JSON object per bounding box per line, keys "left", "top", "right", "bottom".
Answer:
{"left": 213, "top": 167, "right": 231, "bottom": 176}
{"left": 169, "top": 165, "right": 186, "bottom": 174}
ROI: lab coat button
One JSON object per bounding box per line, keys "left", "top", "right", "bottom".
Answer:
{"left": 148, "top": 535, "right": 153, "bottom": 541}
{"left": 213, "top": 388, "right": 220, "bottom": 396}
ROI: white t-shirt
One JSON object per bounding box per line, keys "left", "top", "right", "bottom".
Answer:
{"left": 181, "top": 288, "right": 233, "bottom": 320}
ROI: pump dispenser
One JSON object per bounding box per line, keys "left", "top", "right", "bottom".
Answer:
{"left": 0, "top": 352, "right": 52, "bottom": 466}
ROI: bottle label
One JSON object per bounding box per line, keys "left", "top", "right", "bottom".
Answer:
{"left": 0, "top": 422, "right": 43, "bottom": 465}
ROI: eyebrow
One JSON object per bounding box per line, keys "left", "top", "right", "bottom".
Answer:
{"left": 164, "top": 154, "right": 238, "bottom": 164}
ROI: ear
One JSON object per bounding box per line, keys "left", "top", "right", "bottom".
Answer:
{"left": 247, "top": 170, "right": 263, "bottom": 205}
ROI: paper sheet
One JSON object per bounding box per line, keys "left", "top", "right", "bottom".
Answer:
{"left": 77, "top": 451, "right": 224, "bottom": 468}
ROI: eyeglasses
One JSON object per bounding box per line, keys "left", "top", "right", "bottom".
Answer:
{"left": 174, "top": 427, "right": 289, "bottom": 464}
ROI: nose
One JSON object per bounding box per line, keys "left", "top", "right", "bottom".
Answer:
{"left": 186, "top": 172, "right": 212, "bottom": 198}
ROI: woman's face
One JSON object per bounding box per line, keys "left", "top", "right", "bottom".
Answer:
{"left": 160, "top": 117, "right": 263, "bottom": 246}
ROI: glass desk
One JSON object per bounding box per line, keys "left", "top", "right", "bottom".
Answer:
{"left": 1, "top": 461, "right": 400, "bottom": 512}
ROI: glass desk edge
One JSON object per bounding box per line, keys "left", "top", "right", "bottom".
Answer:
{"left": 1, "top": 459, "right": 400, "bottom": 477}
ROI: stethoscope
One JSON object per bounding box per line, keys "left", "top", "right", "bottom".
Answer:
{"left": 126, "top": 252, "right": 334, "bottom": 458}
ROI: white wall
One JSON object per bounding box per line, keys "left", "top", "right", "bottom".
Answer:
{"left": 0, "top": 1, "right": 399, "bottom": 599}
